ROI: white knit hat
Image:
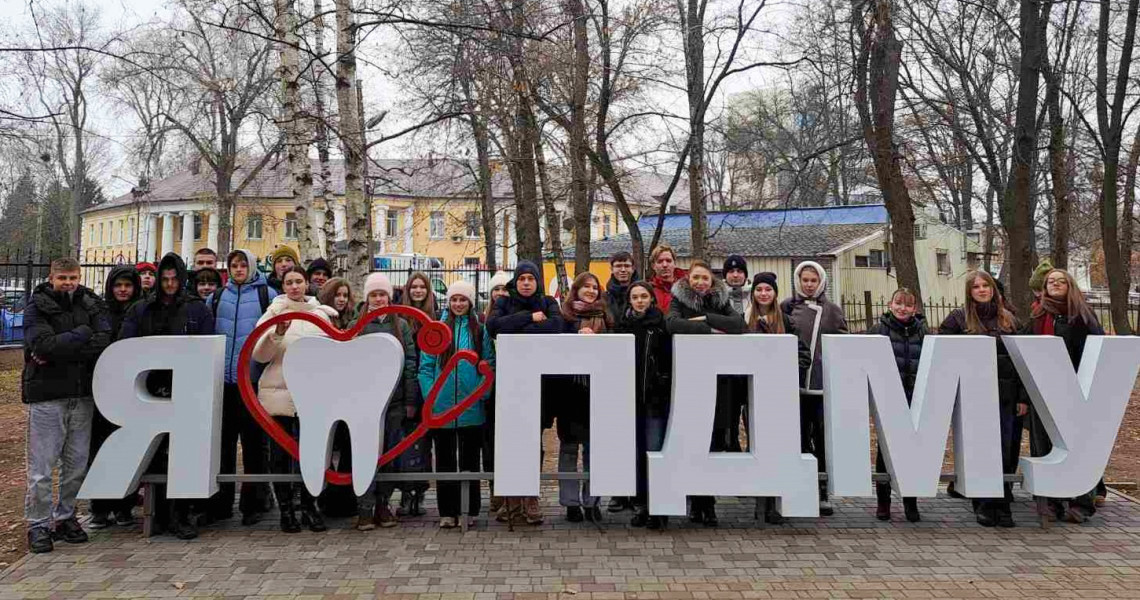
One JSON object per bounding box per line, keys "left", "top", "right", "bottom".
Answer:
{"left": 446, "top": 280, "right": 477, "bottom": 306}
{"left": 488, "top": 271, "right": 511, "bottom": 290}
{"left": 363, "top": 272, "right": 393, "bottom": 298}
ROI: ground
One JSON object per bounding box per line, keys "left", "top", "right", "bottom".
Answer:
{"left": 1, "top": 348, "right": 1140, "bottom": 598}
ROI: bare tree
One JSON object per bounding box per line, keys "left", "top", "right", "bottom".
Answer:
{"left": 276, "top": 0, "right": 318, "bottom": 262}
{"left": 852, "top": 0, "right": 922, "bottom": 300}
{"left": 334, "top": 0, "right": 371, "bottom": 284}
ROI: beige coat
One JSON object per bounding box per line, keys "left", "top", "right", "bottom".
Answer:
{"left": 252, "top": 295, "right": 339, "bottom": 416}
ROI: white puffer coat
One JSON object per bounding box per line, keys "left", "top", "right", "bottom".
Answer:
{"left": 252, "top": 295, "right": 339, "bottom": 416}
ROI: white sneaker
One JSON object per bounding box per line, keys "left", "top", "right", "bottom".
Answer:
{"left": 439, "top": 517, "right": 457, "bottom": 529}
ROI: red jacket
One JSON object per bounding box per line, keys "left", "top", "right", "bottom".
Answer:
{"left": 650, "top": 268, "right": 687, "bottom": 311}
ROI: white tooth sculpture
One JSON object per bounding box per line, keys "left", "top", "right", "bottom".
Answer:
{"left": 283, "top": 332, "right": 405, "bottom": 496}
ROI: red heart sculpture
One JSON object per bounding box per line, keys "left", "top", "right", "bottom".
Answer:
{"left": 236, "top": 304, "right": 495, "bottom": 486}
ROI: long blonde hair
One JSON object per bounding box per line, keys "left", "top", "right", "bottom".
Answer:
{"left": 964, "top": 271, "right": 1015, "bottom": 333}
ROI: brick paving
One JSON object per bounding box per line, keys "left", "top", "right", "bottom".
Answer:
{"left": 2, "top": 484, "right": 1140, "bottom": 599}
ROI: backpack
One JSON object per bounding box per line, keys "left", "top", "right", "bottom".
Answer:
{"left": 211, "top": 284, "right": 270, "bottom": 318}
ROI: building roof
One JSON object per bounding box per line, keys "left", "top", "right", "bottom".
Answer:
{"left": 89, "top": 157, "right": 678, "bottom": 214}
{"left": 568, "top": 204, "right": 890, "bottom": 260}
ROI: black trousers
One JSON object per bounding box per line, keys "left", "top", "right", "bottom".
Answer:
{"left": 431, "top": 427, "right": 482, "bottom": 518}
{"left": 318, "top": 423, "right": 358, "bottom": 517}
{"left": 974, "top": 404, "right": 1022, "bottom": 516}
{"left": 210, "top": 383, "right": 269, "bottom": 518}
{"left": 800, "top": 393, "right": 827, "bottom": 500}
{"left": 88, "top": 406, "right": 137, "bottom": 516}
{"left": 269, "top": 416, "right": 315, "bottom": 512}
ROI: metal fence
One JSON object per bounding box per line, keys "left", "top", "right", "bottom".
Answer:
{"left": 0, "top": 250, "right": 137, "bottom": 347}
{"left": 369, "top": 259, "right": 510, "bottom": 315}
{"left": 841, "top": 291, "right": 1140, "bottom": 334}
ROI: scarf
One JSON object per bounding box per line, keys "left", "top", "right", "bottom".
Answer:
{"left": 1032, "top": 297, "right": 1067, "bottom": 336}
{"left": 562, "top": 297, "right": 612, "bottom": 333}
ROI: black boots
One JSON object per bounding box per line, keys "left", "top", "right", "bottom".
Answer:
{"left": 280, "top": 509, "right": 302, "bottom": 533}
{"left": 301, "top": 506, "right": 327, "bottom": 532}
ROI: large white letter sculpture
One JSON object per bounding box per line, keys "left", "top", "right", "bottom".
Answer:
{"left": 649, "top": 335, "right": 819, "bottom": 516}
{"left": 80, "top": 335, "right": 225, "bottom": 499}
{"left": 284, "top": 333, "right": 405, "bottom": 495}
{"left": 823, "top": 335, "right": 1004, "bottom": 498}
{"left": 1005, "top": 335, "right": 1140, "bottom": 497}
{"left": 493, "top": 334, "right": 636, "bottom": 497}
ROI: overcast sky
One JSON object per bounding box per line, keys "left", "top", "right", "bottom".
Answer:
{"left": 1, "top": 0, "right": 793, "bottom": 198}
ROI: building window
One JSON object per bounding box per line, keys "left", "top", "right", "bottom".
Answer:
{"left": 603, "top": 215, "right": 612, "bottom": 238}
{"left": 247, "top": 214, "right": 263, "bottom": 240}
{"left": 937, "top": 250, "right": 951, "bottom": 275}
{"left": 194, "top": 214, "right": 203, "bottom": 240}
{"left": 464, "top": 257, "right": 480, "bottom": 267}
{"left": 284, "top": 212, "right": 298, "bottom": 240}
{"left": 914, "top": 224, "right": 927, "bottom": 240}
{"left": 855, "top": 249, "right": 886, "bottom": 268}
{"left": 386, "top": 211, "right": 398, "bottom": 238}
{"left": 117, "top": 220, "right": 123, "bottom": 244}
{"left": 429, "top": 211, "right": 445, "bottom": 239}
{"left": 98, "top": 223, "right": 104, "bottom": 246}
{"left": 128, "top": 217, "right": 135, "bottom": 242}
{"left": 89, "top": 224, "right": 95, "bottom": 246}
{"left": 465, "top": 211, "right": 480, "bottom": 238}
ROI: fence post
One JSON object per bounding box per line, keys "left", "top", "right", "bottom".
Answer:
{"left": 863, "top": 290, "right": 874, "bottom": 330}
{"left": 23, "top": 255, "right": 34, "bottom": 307}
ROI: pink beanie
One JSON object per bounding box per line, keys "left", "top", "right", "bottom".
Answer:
{"left": 363, "top": 273, "right": 393, "bottom": 298}
{"left": 446, "top": 280, "right": 477, "bottom": 306}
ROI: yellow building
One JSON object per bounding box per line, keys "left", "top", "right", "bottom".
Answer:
{"left": 80, "top": 158, "right": 672, "bottom": 291}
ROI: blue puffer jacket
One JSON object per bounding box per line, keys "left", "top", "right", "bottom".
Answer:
{"left": 418, "top": 312, "right": 495, "bottom": 428}
{"left": 210, "top": 250, "right": 278, "bottom": 383}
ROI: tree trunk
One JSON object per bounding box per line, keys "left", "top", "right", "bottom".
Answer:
{"left": 1096, "top": 0, "right": 1138, "bottom": 334}
{"left": 473, "top": 117, "right": 498, "bottom": 271}
{"left": 1000, "top": 0, "right": 1048, "bottom": 317}
{"left": 568, "top": 0, "right": 591, "bottom": 275}
{"left": 683, "top": 0, "right": 707, "bottom": 260}
{"left": 983, "top": 185, "right": 995, "bottom": 273}
{"left": 334, "top": 0, "right": 370, "bottom": 284}
{"left": 277, "top": 0, "right": 317, "bottom": 263}
{"left": 1044, "top": 63, "right": 1069, "bottom": 269}
{"left": 534, "top": 136, "right": 570, "bottom": 294}
{"left": 1122, "top": 124, "right": 1140, "bottom": 278}
{"left": 311, "top": 0, "right": 337, "bottom": 262}
{"left": 507, "top": 0, "right": 543, "bottom": 266}
{"left": 215, "top": 166, "right": 235, "bottom": 258}
{"left": 853, "top": 0, "right": 922, "bottom": 300}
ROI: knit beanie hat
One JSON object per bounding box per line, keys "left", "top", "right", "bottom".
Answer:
{"left": 488, "top": 270, "right": 511, "bottom": 290}
{"left": 271, "top": 245, "right": 300, "bottom": 266}
{"left": 723, "top": 255, "right": 748, "bottom": 277}
{"left": 135, "top": 262, "right": 156, "bottom": 274}
{"left": 1028, "top": 258, "right": 1054, "bottom": 292}
{"left": 306, "top": 257, "right": 332, "bottom": 278}
{"left": 752, "top": 272, "right": 778, "bottom": 296}
{"left": 363, "top": 272, "right": 393, "bottom": 298}
{"left": 446, "top": 280, "right": 477, "bottom": 307}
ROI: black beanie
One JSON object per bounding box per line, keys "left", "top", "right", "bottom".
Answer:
{"left": 752, "top": 272, "right": 778, "bottom": 296}
{"left": 723, "top": 255, "right": 748, "bottom": 277}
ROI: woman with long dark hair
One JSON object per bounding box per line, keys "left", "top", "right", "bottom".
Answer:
{"left": 940, "top": 271, "right": 1027, "bottom": 528}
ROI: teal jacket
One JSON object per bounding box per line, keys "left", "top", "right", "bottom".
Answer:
{"left": 418, "top": 312, "right": 495, "bottom": 428}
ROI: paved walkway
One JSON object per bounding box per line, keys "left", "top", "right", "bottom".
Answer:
{"left": 2, "top": 485, "right": 1140, "bottom": 599}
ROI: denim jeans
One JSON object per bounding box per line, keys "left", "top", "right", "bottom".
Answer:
{"left": 25, "top": 399, "right": 93, "bottom": 529}
{"left": 635, "top": 415, "right": 668, "bottom": 507}
{"left": 558, "top": 440, "right": 598, "bottom": 507}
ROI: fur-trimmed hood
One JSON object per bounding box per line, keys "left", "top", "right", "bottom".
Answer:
{"left": 670, "top": 276, "right": 731, "bottom": 313}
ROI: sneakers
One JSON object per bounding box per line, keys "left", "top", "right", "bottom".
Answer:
{"left": 375, "top": 504, "right": 398, "bottom": 528}
{"left": 876, "top": 500, "right": 891, "bottom": 521}
{"left": 818, "top": 500, "right": 835, "bottom": 517}
{"left": 607, "top": 497, "right": 631, "bottom": 513}
{"left": 88, "top": 512, "right": 112, "bottom": 530}
{"left": 114, "top": 510, "right": 135, "bottom": 527}
{"left": 566, "top": 506, "right": 584, "bottom": 522}
{"left": 439, "top": 516, "right": 458, "bottom": 529}
{"left": 52, "top": 518, "right": 88, "bottom": 544}
{"left": 169, "top": 515, "right": 199, "bottom": 540}
{"left": 975, "top": 506, "right": 997, "bottom": 527}
{"left": 630, "top": 507, "right": 649, "bottom": 528}
{"left": 27, "top": 527, "right": 53, "bottom": 554}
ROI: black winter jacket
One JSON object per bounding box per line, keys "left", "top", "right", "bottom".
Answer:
{"left": 22, "top": 282, "right": 111, "bottom": 403}
{"left": 618, "top": 306, "right": 672, "bottom": 418}
{"left": 486, "top": 293, "right": 563, "bottom": 337}
{"left": 119, "top": 253, "right": 216, "bottom": 397}
{"left": 867, "top": 312, "right": 927, "bottom": 400}
{"left": 939, "top": 306, "right": 1023, "bottom": 406}
{"left": 604, "top": 273, "right": 637, "bottom": 323}
{"left": 1021, "top": 309, "right": 1105, "bottom": 369}
{"left": 103, "top": 265, "right": 143, "bottom": 340}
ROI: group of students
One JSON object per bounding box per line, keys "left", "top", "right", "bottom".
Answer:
{"left": 20, "top": 241, "right": 1106, "bottom": 554}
